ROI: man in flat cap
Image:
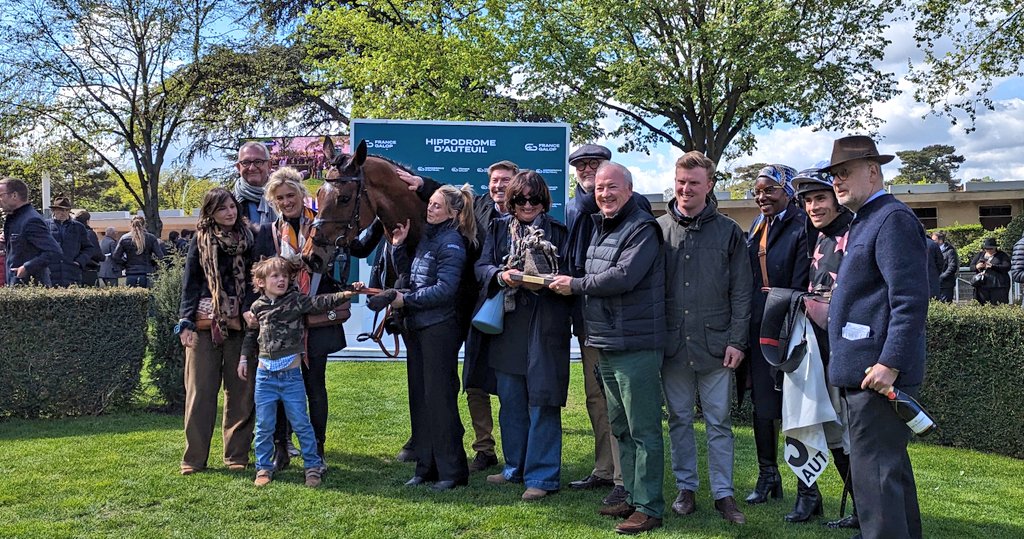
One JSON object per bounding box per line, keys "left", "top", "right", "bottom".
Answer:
{"left": 825, "top": 135, "right": 928, "bottom": 539}
{"left": 563, "top": 144, "right": 652, "bottom": 509}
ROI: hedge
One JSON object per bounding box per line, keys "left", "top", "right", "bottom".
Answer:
{"left": 147, "top": 255, "right": 187, "bottom": 412}
{"left": 922, "top": 301, "right": 1024, "bottom": 458}
{"left": 0, "top": 286, "right": 149, "bottom": 419}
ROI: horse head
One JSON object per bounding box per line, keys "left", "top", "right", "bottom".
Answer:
{"left": 302, "top": 137, "right": 376, "bottom": 273}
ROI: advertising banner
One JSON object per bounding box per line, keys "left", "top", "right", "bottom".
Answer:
{"left": 351, "top": 119, "right": 571, "bottom": 222}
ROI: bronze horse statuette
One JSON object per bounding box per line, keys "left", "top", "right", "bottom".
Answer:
{"left": 302, "top": 137, "right": 425, "bottom": 274}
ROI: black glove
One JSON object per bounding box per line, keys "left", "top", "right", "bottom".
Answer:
{"left": 367, "top": 288, "right": 398, "bottom": 312}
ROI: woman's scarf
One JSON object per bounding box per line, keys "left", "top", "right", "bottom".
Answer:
{"left": 197, "top": 223, "right": 253, "bottom": 344}
{"left": 276, "top": 207, "right": 316, "bottom": 294}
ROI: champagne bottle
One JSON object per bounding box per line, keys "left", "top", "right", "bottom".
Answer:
{"left": 886, "top": 388, "right": 937, "bottom": 436}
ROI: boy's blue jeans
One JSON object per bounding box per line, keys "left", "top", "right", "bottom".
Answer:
{"left": 253, "top": 367, "right": 322, "bottom": 471}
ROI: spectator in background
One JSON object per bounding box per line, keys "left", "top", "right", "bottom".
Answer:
{"left": 0, "top": 177, "right": 60, "bottom": 286}
{"left": 73, "top": 210, "right": 105, "bottom": 286}
{"left": 98, "top": 226, "right": 121, "bottom": 286}
{"left": 113, "top": 215, "right": 165, "bottom": 288}
{"left": 970, "top": 238, "right": 1011, "bottom": 305}
{"left": 234, "top": 141, "right": 276, "bottom": 226}
{"left": 926, "top": 231, "right": 943, "bottom": 300}
{"left": 178, "top": 229, "right": 194, "bottom": 254}
{"left": 48, "top": 196, "right": 100, "bottom": 287}
{"left": 167, "top": 231, "right": 181, "bottom": 256}
{"left": 932, "top": 232, "right": 959, "bottom": 302}
{"left": 1011, "top": 232, "right": 1024, "bottom": 296}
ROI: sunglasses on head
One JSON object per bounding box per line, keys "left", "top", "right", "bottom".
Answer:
{"left": 512, "top": 194, "right": 543, "bottom": 207}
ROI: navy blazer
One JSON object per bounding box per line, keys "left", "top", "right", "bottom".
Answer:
{"left": 3, "top": 203, "right": 60, "bottom": 285}
{"left": 828, "top": 194, "right": 929, "bottom": 389}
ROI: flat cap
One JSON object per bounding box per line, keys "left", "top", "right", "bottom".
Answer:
{"left": 568, "top": 144, "right": 612, "bottom": 165}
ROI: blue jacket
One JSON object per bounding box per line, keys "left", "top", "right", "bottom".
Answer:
{"left": 48, "top": 218, "right": 100, "bottom": 286}
{"left": 828, "top": 194, "right": 929, "bottom": 389}
{"left": 3, "top": 203, "right": 60, "bottom": 286}
{"left": 392, "top": 220, "right": 466, "bottom": 331}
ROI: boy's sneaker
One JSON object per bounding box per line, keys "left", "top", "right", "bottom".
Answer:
{"left": 254, "top": 470, "right": 273, "bottom": 487}
{"left": 305, "top": 467, "right": 323, "bottom": 488}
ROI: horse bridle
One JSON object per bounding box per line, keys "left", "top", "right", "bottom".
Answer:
{"left": 310, "top": 159, "right": 368, "bottom": 276}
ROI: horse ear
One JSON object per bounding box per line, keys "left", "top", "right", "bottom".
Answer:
{"left": 323, "top": 136, "right": 336, "bottom": 160}
{"left": 354, "top": 140, "right": 368, "bottom": 166}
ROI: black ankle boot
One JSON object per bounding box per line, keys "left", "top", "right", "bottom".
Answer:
{"left": 785, "top": 482, "right": 823, "bottom": 522}
{"left": 317, "top": 441, "right": 327, "bottom": 472}
{"left": 746, "top": 417, "right": 783, "bottom": 504}
{"left": 273, "top": 440, "right": 291, "bottom": 472}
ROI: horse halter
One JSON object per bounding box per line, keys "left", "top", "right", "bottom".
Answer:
{"left": 310, "top": 159, "right": 367, "bottom": 252}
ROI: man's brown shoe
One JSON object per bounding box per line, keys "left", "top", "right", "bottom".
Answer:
{"left": 614, "top": 511, "right": 663, "bottom": 535}
{"left": 672, "top": 489, "right": 696, "bottom": 515}
{"left": 486, "top": 473, "right": 509, "bottom": 485}
{"left": 599, "top": 502, "right": 636, "bottom": 519}
{"left": 254, "top": 470, "right": 273, "bottom": 487}
{"left": 714, "top": 495, "right": 746, "bottom": 524}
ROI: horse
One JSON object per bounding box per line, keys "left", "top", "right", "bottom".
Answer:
{"left": 301, "top": 137, "right": 425, "bottom": 275}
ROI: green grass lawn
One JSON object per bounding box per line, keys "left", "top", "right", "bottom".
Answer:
{"left": 1, "top": 361, "right": 1022, "bottom": 538}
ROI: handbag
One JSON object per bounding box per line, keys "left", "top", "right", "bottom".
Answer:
{"left": 971, "top": 271, "right": 990, "bottom": 287}
{"left": 306, "top": 298, "right": 352, "bottom": 327}
{"left": 196, "top": 296, "right": 241, "bottom": 331}
{"left": 472, "top": 290, "right": 505, "bottom": 335}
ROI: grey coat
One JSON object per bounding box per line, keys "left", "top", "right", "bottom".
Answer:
{"left": 659, "top": 201, "right": 752, "bottom": 371}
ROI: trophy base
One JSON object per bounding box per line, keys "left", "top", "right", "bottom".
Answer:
{"left": 510, "top": 273, "right": 556, "bottom": 286}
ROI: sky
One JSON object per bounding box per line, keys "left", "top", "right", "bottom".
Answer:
{"left": 611, "top": 19, "right": 1024, "bottom": 196}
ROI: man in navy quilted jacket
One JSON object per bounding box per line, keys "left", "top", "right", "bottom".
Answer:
{"left": 825, "top": 135, "right": 928, "bottom": 539}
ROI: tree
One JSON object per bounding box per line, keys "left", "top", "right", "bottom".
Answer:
{"left": 510, "top": 0, "right": 900, "bottom": 162}
{"left": 299, "top": 0, "right": 556, "bottom": 123}
{"left": 908, "top": 1, "right": 1024, "bottom": 128}
{"left": 0, "top": 139, "right": 122, "bottom": 210}
{"left": 891, "top": 144, "right": 965, "bottom": 189}
{"left": 718, "top": 162, "right": 768, "bottom": 199}
{"left": 0, "top": 0, "right": 255, "bottom": 235}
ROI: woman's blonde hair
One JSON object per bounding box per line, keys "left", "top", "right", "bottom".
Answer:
{"left": 435, "top": 183, "right": 478, "bottom": 249}
{"left": 130, "top": 215, "right": 146, "bottom": 252}
{"left": 264, "top": 167, "right": 309, "bottom": 211}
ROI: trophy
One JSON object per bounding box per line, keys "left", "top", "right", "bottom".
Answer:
{"left": 507, "top": 225, "right": 559, "bottom": 286}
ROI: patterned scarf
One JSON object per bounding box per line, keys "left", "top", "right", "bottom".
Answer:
{"left": 276, "top": 207, "right": 315, "bottom": 294}
{"left": 197, "top": 223, "right": 253, "bottom": 344}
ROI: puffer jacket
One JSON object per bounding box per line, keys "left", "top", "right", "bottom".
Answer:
{"left": 1010, "top": 234, "right": 1024, "bottom": 284}
{"left": 391, "top": 219, "right": 466, "bottom": 330}
{"left": 48, "top": 218, "right": 100, "bottom": 286}
{"left": 570, "top": 196, "right": 665, "bottom": 352}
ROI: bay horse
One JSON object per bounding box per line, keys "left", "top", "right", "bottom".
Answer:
{"left": 301, "top": 137, "right": 425, "bottom": 274}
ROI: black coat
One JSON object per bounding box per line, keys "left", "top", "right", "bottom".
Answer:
{"left": 970, "top": 249, "right": 1011, "bottom": 289}
{"left": 48, "top": 218, "right": 100, "bottom": 286}
{"left": 2, "top": 203, "right": 60, "bottom": 285}
{"left": 743, "top": 203, "right": 810, "bottom": 418}
{"left": 464, "top": 213, "right": 572, "bottom": 406}
{"left": 113, "top": 232, "right": 165, "bottom": 275}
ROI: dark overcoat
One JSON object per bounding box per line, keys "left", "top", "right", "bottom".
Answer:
{"left": 743, "top": 203, "right": 810, "bottom": 418}
{"left": 464, "top": 212, "right": 572, "bottom": 407}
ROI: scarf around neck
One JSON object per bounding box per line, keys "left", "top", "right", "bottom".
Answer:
{"left": 197, "top": 223, "right": 253, "bottom": 343}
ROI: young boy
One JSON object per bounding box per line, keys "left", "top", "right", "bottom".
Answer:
{"left": 239, "top": 256, "right": 356, "bottom": 487}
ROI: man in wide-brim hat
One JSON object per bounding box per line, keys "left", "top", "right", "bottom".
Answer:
{"left": 823, "top": 135, "right": 928, "bottom": 539}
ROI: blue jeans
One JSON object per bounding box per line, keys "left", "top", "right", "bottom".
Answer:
{"left": 495, "top": 371, "right": 562, "bottom": 491}
{"left": 125, "top": 274, "right": 149, "bottom": 288}
{"left": 253, "top": 367, "right": 322, "bottom": 471}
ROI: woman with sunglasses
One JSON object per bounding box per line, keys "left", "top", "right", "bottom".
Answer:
{"left": 742, "top": 165, "right": 810, "bottom": 508}
{"left": 470, "top": 170, "right": 572, "bottom": 500}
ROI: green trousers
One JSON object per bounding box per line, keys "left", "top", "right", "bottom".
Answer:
{"left": 598, "top": 348, "right": 665, "bottom": 518}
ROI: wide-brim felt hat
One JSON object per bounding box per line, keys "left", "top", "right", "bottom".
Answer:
{"left": 568, "top": 144, "right": 612, "bottom": 165}
{"left": 51, "top": 196, "right": 73, "bottom": 210}
{"left": 824, "top": 135, "right": 894, "bottom": 171}
{"left": 982, "top": 237, "right": 998, "bottom": 249}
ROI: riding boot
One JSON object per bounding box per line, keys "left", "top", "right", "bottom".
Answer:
{"left": 785, "top": 481, "right": 823, "bottom": 522}
{"left": 317, "top": 441, "right": 327, "bottom": 472}
{"left": 745, "top": 417, "right": 783, "bottom": 504}
{"left": 273, "top": 440, "right": 291, "bottom": 472}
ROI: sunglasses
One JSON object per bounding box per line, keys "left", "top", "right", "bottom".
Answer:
{"left": 511, "top": 195, "right": 544, "bottom": 207}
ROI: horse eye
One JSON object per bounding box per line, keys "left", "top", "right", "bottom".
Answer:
{"left": 339, "top": 195, "right": 352, "bottom": 203}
